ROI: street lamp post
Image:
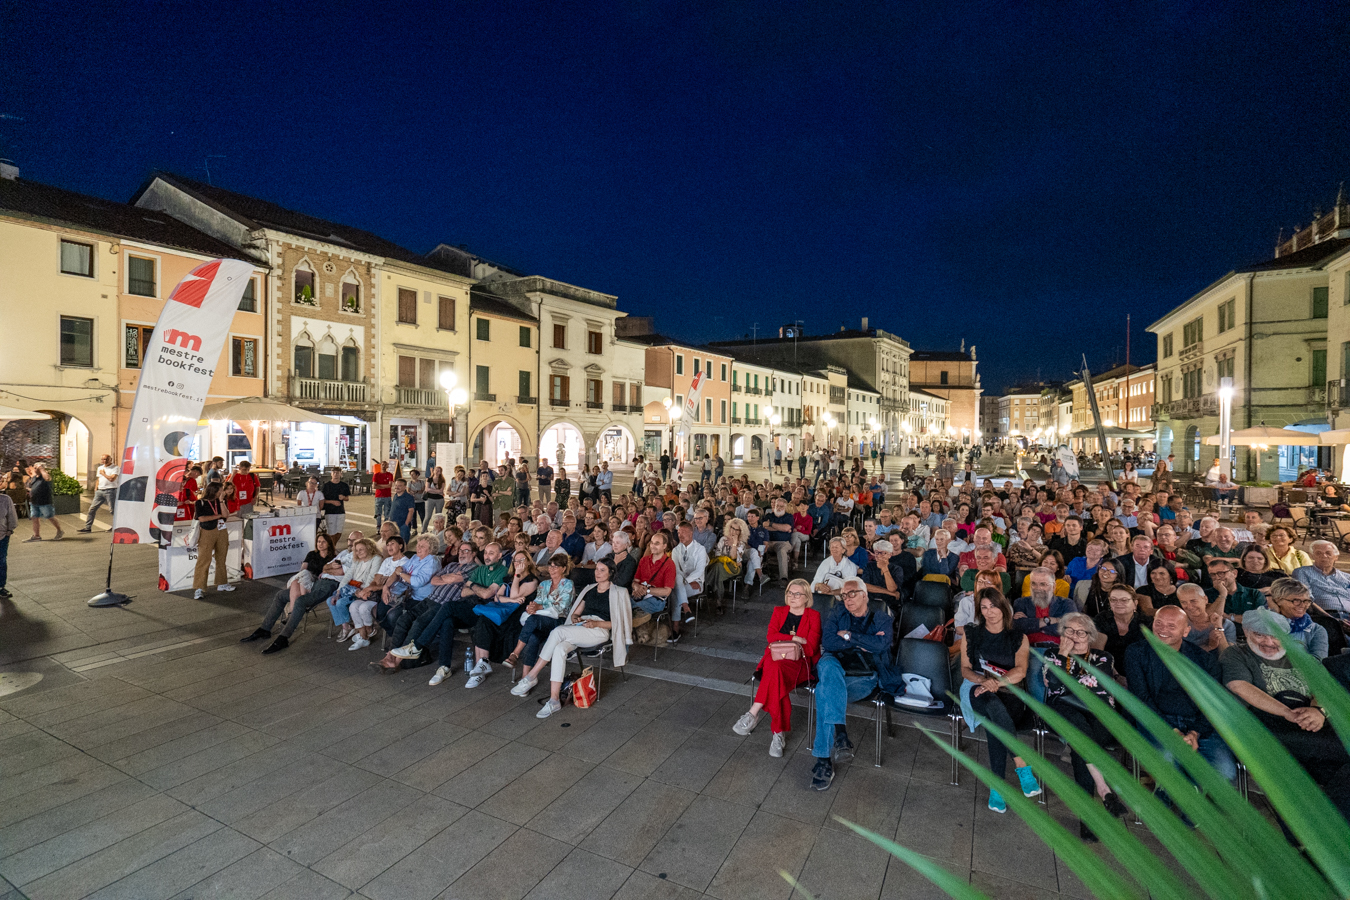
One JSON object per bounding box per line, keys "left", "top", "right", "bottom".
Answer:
{"left": 766, "top": 408, "right": 782, "bottom": 471}
{"left": 1218, "top": 377, "right": 1234, "bottom": 476}
{"left": 438, "top": 370, "right": 468, "bottom": 461}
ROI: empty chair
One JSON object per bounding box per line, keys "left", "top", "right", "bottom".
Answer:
{"left": 912, "top": 579, "right": 952, "bottom": 609}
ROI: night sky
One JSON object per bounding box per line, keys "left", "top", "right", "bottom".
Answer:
{"left": 5, "top": 1, "right": 1348, "bottom": 391}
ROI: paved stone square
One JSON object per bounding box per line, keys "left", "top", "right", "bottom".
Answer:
{"left": 0, "top": 492, "right": 1146, "bottom": 900}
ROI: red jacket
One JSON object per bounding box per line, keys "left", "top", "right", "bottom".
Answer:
{"left": 767, "top": 605, "right": 822, "bottom": 666}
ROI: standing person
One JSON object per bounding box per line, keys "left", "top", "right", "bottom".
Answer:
{"left": 659, "top": 451, "right": 670, "bottom": 481}
{"left": 191, "top": 483, "right": 234, "bottom": 599}
{"left": 320, "top": 468, "right": 350, "bottom": 536}
{"left": 231, "top": 461, "right": 261, "bottom": 516}
{"left": 22, "top": 464, "right": 64, "bottom": 542}
{"left": 77, "top": 454, "right": 120, "bottom": 533}
{"left": 372, "top": 461, "right": 394, "bottom": 526}
{"left": 879, "top": 447, "right": 886, "bottom": 471}
{"left": 536, "top": 457, "right": 554, "bottom": 501}
{"left": 596, "top": 461, "right": 613, "bottom": 503}
{"left": 0, "top": 489, "right": 16, "bottom": 597}
{"left": 204, "top": 456, "right": 226, "bottom": 486}
{"left": 424, "top": 466, "right": 446, "bottom": 526}
{"left": 714, "top": 452, "right": 725, "bottom": 483}
{"left": 390, "top": 478, "right": 417, "bottom": 546}
{"left": 407, "top": 468, "right": 428, "bottom": 532}
{"left": 774, "top": 446, "right": 783, "bottom": 473}
{"left": 515, "top": 460, "right": 531, "bottom": 505}
{"left": 554, "top": 467, "right": 571, "bottom": 505}
{"left": 701, "top": 454, "right": 713, "bottom": 486}
{"left": 798, "top": 449, "right": 807, "bottom": 478}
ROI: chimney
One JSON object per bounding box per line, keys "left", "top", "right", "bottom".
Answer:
{"left": 0, "top": 159, "right": 17, "bottom": 181}
{"left": 861, "top": 317, "right": 869, "bottom": 331}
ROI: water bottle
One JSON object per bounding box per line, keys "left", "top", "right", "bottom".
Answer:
{"left": 464, "top": 646, "right": 473, "bottom": 673}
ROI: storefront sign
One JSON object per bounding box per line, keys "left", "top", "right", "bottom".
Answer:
{"left": 244, "top": 506, "right": 317, "bottom": 579}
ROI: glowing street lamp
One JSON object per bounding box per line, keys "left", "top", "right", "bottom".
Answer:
{"left": 439, "top": 370, "right": 467, "bottom": 442}
{"left": 1218, "top": 378, "right": 1234, "bottom": 473}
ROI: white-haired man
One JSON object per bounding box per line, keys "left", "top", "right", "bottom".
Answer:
{"left": 1293, "top": 540, "right": 1350, "bottom": 623}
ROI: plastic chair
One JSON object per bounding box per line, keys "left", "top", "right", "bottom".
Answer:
{"left": 911, "top": 579, "right": 952, "bottom": 609}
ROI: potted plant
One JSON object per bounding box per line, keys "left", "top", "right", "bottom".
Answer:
{"left": 295, "top": 284, "right": 316, "bottom": 306}
{"left": 342, "top": 293, "right": 359, "bottom": 312}
{"left": 1241, "top": 481, "right": 1278, "bottom": 507}
{"left": 47, "top": 465, "right": 85, "bottom": 516}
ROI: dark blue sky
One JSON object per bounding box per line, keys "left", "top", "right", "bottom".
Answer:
{"left": 5, "top": 1, "right": 1348, "bottom": 390}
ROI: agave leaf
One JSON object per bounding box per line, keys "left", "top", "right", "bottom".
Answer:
{"left": 1038, "top": 652, "right": 1336, "bottom": 899}
{"left": 1277, "top": 631, "right": 1350, "bottom": 757}
{"left": 779, "top": 869, "right": 820, "bottom": 900}
{"left": 1150, "top": 632, "right": 1350, "bottom": 895}
{"left": 976, "top": 715, "right": 1211, "bottom": 900}
{"left": 918, "top": 726, "right": 1145, "bottom": 900}
{"left": 829, "top": 818, "right": 993, "bottom": 900}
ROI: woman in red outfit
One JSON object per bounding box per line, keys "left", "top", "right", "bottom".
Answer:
{"left": 730, "top": 577, "right": 822, "bottom": 758}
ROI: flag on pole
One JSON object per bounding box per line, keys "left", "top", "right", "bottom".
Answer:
{"left": 678, "top": 370, "right": 706, "bottom": 438}
{"left": 113, "top": 259, "right": 255, "bottom": 546}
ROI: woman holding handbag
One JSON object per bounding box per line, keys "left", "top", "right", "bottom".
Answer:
{"left": 730, "top": 578, "right": 822, "bottom": 758}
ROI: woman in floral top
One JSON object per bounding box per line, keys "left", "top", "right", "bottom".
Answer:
{"left": 1043, "top": 611, "right": 1128, "bottom": 842}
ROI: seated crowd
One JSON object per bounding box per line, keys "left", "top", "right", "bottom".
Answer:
{"left": 235, "top": 451, "right": 1350, "bottom": 835}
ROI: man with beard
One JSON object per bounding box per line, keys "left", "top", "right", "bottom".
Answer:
{"left": 1222, "top": 607, "right": 1350, "bottom": 821}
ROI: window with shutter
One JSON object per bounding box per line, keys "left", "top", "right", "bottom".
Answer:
{"left": 419, "top": 358, "right": 436, "bottom": 390}
{"left": 438, "top": 296, "right": 455, "bottom": 329}
{"left": 519, "top": 371, "right": 531, "bottom": 400}
{"left": 613, "top": 382, "right": 624, "bottom": 405}
{"left": 476, "top": 366, "right": 490, "bottom": 397}
{"left": 519, "top": 326, "right": 531, "bottom": 347}
{"left": 587, "top": 331, "right": 602, "bottom": 354}
{"left": 476, "top": 318, "right": 490, "bottom": 341}
{"left": 398, "top": 288, "right": 417, "bottom": 324}
{"left": 398, "top": 356, "right": 415, "bottom": 387}
{"left": 341, "top": 346, "right": 360, "bottom": 382}
{"left": 553, "top": 323, "right": 567, "bottom": 349}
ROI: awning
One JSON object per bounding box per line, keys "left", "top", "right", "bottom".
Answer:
{"left": 1203, "top": 426, "right": 1321, "bottom": 447}
{"left": 1069, "top": 426, "right": 1152, "bottom": 440}
{"left": 0, "top": 404, "right": 51, "bottom": 422}
{"left": 199, "top": 397, "right": 349, "bottom": 427}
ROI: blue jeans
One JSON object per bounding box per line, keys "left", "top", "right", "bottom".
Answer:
{"left": 0, "top": 534, "right": 8, "bottom": 589}
{"left": 374, "top": 497, "right": 392, "bottom": 525}
{"left": 633, "top": 596, "right": 665, "bottom": 614}
{"left": 1146, "top": 718, "right": 1238, "bottom": 784}
{"left": 518, "top": 614, "right": 561, "bottom": 666}
{"left": 811, "top": 655, "right": 880, "bottom": 758}
{"left": 328, "top": 585, "right": 359, "bottom": 625}
{"left": 1027, "top": 653, "right": 1046, "bottom": 703}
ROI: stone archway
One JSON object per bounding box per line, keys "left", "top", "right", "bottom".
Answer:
{"left": 1182, "top": 424, "right": 1200, "bottom": 473}
{"left": 594, "top": 421, "right": 637, "bottom": 465}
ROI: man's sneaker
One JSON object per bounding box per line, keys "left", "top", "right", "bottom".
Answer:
{"left": 988, "top": 790, "right": 1007, "bottom": 813}
{"left": 810, "top": 758, "right": 834, "bottom": 791}
{"left": 21, "top": 536, "right": 41, "bottom": 542}
{"left": 51, "top": 532, "right": 64, "bottom": 541}
{"left": 732, "top": 712, "right": 759, "bottom": 736}
{"left": 348, "top": 637, "right": 370, "bottom": 651}
{"left": 76, "top": 527, "right": 92, "bottom": 533}
{"left": 429, "top": 666, "right": 451, "bottom": 686}
{"left": 465, "top": 672, "right": 487, "bottom": 689}
{"left": 511, "top": 674, "right": 537, "bottom": 697}
{"left": 831, "top": 731, "right": 855, "bottom": 765}
{"left": 537, "top": 698, "right": 562, "bottom": 719}
{"left": 193, "top": 589, "right": 205, "bottom": 600}
{"left": 666, "top": 632, "right": 681, "bottom": 644}
{"left": 1016, "top": 765, "right": 1041, "bottom": 798}
{"left": 769, "top": 732, "right": 786, "bottom": 758}
{"left": 470, "top": 659, "right": 492, "bottom": 676}
{"left": 389, "top": 642, "right": 421, "bottom": 659}
{"left": 216, "top": 584, "right": 235, "bottom": 592}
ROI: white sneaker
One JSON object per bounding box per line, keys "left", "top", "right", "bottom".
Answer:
{"left": 470, "top": 659, "right": 492, "bottom": 676}
{"left": 732, "top": 711, "right": 759, "bottom": 736}
{"left": 429, "top": 666, "right": 451, "bottom": 686}
{"left": 536, "top": 698, "right": 562, "bottom": 719}
{"left": 193, "top": 589, "right": 204, "bottom": 600}
{"left": 389, "top": 642, "right": 421, "bottom": 659}
{"left": 769, "top": 732, "right": 786, "bottom": 758}
{"left": 511, "top": 674, "right": 537, "bottom": 697}
{"left": 348, "top": 637, "right": 370, "bottom": 651}
{"left": 465, "top": 673, "right": 487, "bottom": 689}
{"left": 216, "top": 584, "right": 235, "bottom": 592}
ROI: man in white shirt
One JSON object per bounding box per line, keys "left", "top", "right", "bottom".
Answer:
{"left": 812, "top": 536, "right": 860, "bottom": 604}
{"left": 672, "top": 521, "right": 709, "bottom": 626}
{"left": 78, "top": 454, "right": 121, "bottom": 532}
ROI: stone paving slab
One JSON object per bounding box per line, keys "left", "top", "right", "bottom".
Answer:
{"left": 0, "top": 491, "right": 1156, "bottom": 899}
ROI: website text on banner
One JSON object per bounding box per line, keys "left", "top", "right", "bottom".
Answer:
{"left": 112, "top": 259, "right": 255, "bottom": 547}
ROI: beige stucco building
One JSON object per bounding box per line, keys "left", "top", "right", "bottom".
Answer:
{"left": 909, "top": 347, "right": 981, "bottom": 446}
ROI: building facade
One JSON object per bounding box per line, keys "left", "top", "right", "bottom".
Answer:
{"left": 909, "top": 347, "right": 981, "bottom": 446}
{"left": 465, "top": 290, "right": 539, "bottom": 467}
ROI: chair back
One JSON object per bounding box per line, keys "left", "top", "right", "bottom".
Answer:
{"left": 895, "top": 638, "right": 953, "bottom": 715}
{"left": 912, "top": 579, "right": 951, "bottom": 609}
{"left": 1289, "top": 490, "right": 1309, "bottom": 504}
{"left": 898, "top": 603, "right": 945, "bottom": 640}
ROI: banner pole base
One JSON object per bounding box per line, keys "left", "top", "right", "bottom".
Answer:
{"left": 88, "top": 590, "right": 132, "bottom": 608}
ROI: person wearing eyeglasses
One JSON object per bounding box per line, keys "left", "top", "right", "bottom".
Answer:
{"left": 1267, "top": 578, "right": 1328, "bottom": 659}
{"left": 1043, "top": 612, "right": 1128, "bottom": 842}
{"left": 807, "top": 578, "right": 897, "bottom": 791}
{"left": 732, "top": 578, "right": 822, "bottom": 758}
{"left": 1074, "top": 560, "right": 1120, "bottom": 619}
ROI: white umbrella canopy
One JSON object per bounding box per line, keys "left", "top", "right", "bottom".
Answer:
{"left": 0, "top": 404, "right": 51, "bottom": 422}
{"left": 1320, "top": 429, "right": 1350, "bottom": 445}
{"left": 1069, "top": 426, "right": 1152, "bottom": 440}
{"left": 198, "top": 397, "right": 348, "bottom": 427}
{"left": 1204, "top": 426, "right": 1321, "bottom": 446}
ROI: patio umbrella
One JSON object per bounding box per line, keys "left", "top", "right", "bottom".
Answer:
{"left": 198, "top": 397, "right": 348, "bottom": 427}
{"left": 1068, "top": 426, "right": 1152, "bottom": 439}
{"left": 0, "top": 404, "right": 50, "bottom": 422}
{"left": 1203, "top": 426, "right": 1321, "bottom": 446}
{"left": 1319, "top": 429, "right": 1350, "bottom": 445}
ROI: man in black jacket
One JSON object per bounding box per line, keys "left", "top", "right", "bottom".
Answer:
{"left": 1124, "top": 605, "right": 1236, "bottom": 783}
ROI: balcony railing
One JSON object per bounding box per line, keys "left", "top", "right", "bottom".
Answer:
{"left": 731, "top": 416, "right": 742, "bottom": 424}
{"left": 396, "top": 386, "right": 442, "bottom": 408}
{"left": 474, "top": 392, "right": 496, "bottom": 402}
{"left": 518, "top": 395, "right": 538, "bottom": 405}
{"left": 611, "top": 404, "right": 628, "bottom": 412}
{"left": 746, "top": 417, "right": 761, "bottom": 426}
{"left": 1329, "top": 381, "right": 1349, "bottom": 410}
{"left": 745, "top": 387, "right": 762, "bottom": 395}
{"left": 586, "top": 401, "right": 604, "bottom": 410}
{"left": 291, "top": 376, "right": 368, "bottom": 405}
{"left": 1154, "top": 396, "right": 1219, "bottom": 419}
{"left": 550, "top": 397, "right": 568, "bottom": 407}
{"left": 732, "top": 384, "right": 743, "bottom": 393}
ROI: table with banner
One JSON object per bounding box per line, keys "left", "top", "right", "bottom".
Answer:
{"left": 158, "top": 505, "right": 317, "bottom": 591}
